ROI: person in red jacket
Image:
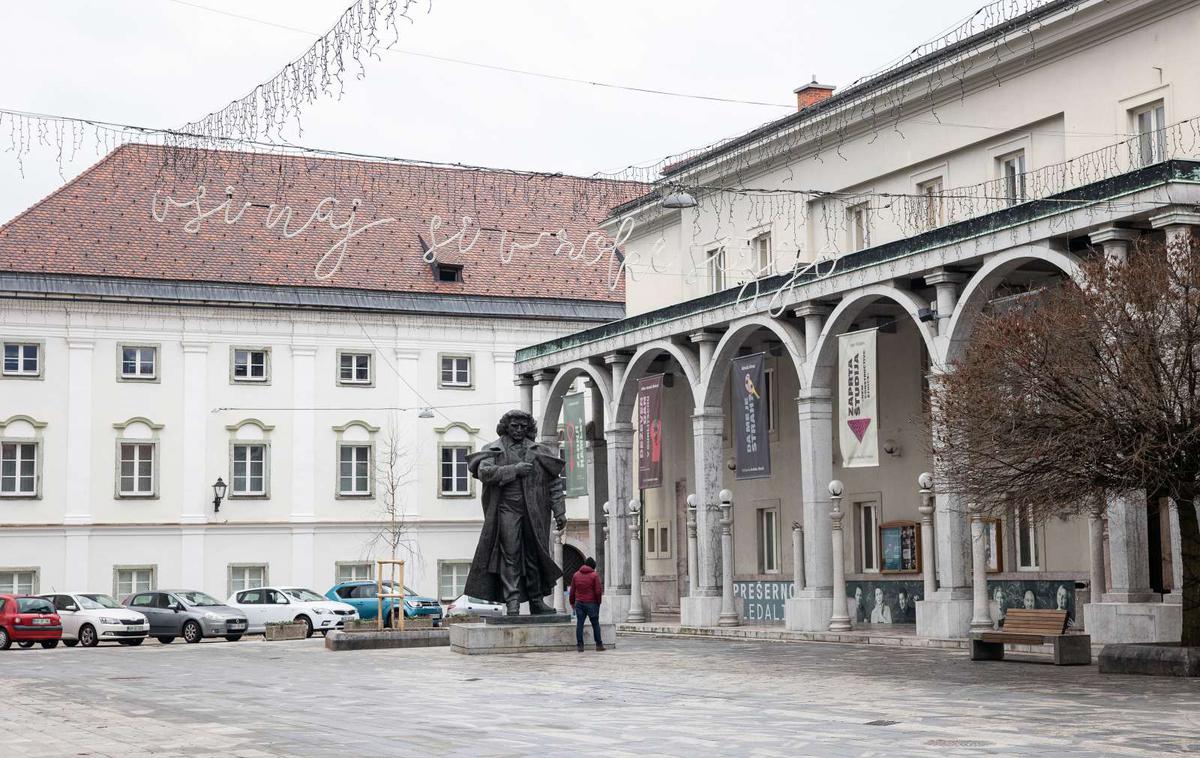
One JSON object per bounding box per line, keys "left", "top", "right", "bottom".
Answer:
{"left": 570, "top": 557, "right": 604, "bottom": 651}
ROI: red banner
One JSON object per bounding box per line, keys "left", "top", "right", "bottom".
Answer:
{"left": 637, "top": 374, "right": 664, "bottom": 488}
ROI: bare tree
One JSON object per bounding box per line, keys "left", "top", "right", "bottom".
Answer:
{"left": 364, "top": 421, "right": 420, "bottom": 626}
{"left": 932, "top": 237, "right": 1200, "bottom": 646}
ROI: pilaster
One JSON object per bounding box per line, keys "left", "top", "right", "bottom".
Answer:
{"left": 290, "top": 345, "right": 317, "bottom": 523}
{"left": 64, "top": 338, "right": 94, "bottom": 526}
{"left": 180, "top": 341, "right": 209, "bottom": 525}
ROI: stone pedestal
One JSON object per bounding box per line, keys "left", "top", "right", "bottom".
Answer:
{"left": 450, "top": 615, "right": 615, "bottom": 655}
{"left": 1099, "top": 643, "right": 1200, "bottom": 677}
{"left": 681, "top": 594, "right": 722, "bottom": 628}
{"left": 916, "top": 590, "right": 973, "bottom": 638}
{"left": 1084, "top": 601, "right": 1181, "bottom": 644}
{"left": 784, "top": 593, "right": 833, "bottom": 632}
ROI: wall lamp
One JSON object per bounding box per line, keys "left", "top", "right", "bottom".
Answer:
{"left": 212, "top": 477, "right": 228, "bottom": 513}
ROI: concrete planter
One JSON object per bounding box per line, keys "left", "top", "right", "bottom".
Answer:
{"left": 324, "top": 629, "right": 450, "bottom": 651}
{"left": 1099, "top": 643, "right": 1200, "bottom": 677}
{"left": 264, "top": 622, "right": 308, "bottom": 641}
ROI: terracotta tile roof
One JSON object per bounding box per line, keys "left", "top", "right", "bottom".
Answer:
{"left": 0, "top": 144, "right": 644, "bottom": 303}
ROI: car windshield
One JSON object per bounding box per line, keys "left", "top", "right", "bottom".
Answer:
{"left": 17, "top": 598, "right": 54, "bottom": 614}
{"left": 78, "top": 594, "right": 122, "bottom": 609}
{"left": 175, "top": 591, "right": 222, "bottom": 607}
{"left": 380, "top": 583, "right": 420, "bottom": 597}
{"left": 282, "top": 588, "right": 325, "bottom": 602}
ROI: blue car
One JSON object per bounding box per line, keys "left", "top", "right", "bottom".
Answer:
{"left": 325, "top": 581, "right": 443, "bottom": 626}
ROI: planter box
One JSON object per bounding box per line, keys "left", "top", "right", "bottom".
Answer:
{"left": 264, "top": 623, "right": 308, "bottom": 641}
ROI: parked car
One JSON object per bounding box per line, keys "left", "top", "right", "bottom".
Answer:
{"left": 0, "top": 595, "right": 62, "bottom": 650}
{"left": 445, "top": 594, "right": 505, "bottom": 617}
{"left": 39, "top": 592, "right": 149, "bottom": 647}
{"left": 122, "top": 590, "right": 248, "bottom": 644}
{"left": 325, "top": 581, "right": 443, "bottom": 625}
{"left": 226, "top": 586, "right": 357, "bottom": 637}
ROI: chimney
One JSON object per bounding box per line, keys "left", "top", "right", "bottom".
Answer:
{"left": 794, "top": 77, "right": 835, "bottom": 111}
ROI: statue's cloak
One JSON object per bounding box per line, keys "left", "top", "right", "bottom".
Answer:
{"left": 463, "top": 437, "right": 566, "bottom": 603}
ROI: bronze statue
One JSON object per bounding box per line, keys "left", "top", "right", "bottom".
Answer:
{"left": 464, "top": 410, "right": 566, "bottom": 615}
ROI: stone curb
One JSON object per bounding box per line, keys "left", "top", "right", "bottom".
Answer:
{"left": 324, "top": 629, "right": 450, "bottom": 651}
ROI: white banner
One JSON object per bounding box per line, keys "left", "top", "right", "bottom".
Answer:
{"left": 838, "top": 328, "right": 879, "bottom": 468}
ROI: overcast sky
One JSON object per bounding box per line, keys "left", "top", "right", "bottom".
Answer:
{"left": 1, "top": 0, "right": 987, "bottom": 221}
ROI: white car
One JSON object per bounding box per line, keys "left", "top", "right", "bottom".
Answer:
{"left": 445, "top": 594, "right": 506, "bottom": 617}
{"left": 226, "top": 586, "right": 357, "bottom": 637}
{"left": 39, "top": 592, "right": 149, "bottom": 647}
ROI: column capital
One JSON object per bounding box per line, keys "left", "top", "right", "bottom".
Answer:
{"left": 923, "top": 269, "right": 968, "bottom": 287}
{"left": 792, "top": 302, "right": 833, "bottom": 319}
{"left": 394, "top": 348, "right": 420, "bottom": 361}
{"left": 513, "top": 374, "right": 536, "bottom": 388}
{"left": 290, "top": 344, "right": 318, "bottom": 357}
{"left": 67, "top": 338, "right": 96, "bottom": 351}
{"left": 604, "top": 422, "right": 634, "bottom": 437}
{"left": 530, "top": 368, "right": 558, "bottom": 384}
{"left": 181, "top": 341, "right": 209, "bottom": 354}
{"left": 1088, "top": 226, "right": 1141, "bottom": 246}
{"left": 492, "top": 351, "right": 515, "bottom": 363}
{"left": 1150, "top": 207, "right": 1200, "bottom": 229}
{"left": 688, "top": 330, "right": 722, "bottom": 345}
{"left": 603, "top": 351, "right": 632, "bottom": 366}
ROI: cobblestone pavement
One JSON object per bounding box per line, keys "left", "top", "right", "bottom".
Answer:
{"left": 2, "top": 634, "right": 1199, "bottom": 757}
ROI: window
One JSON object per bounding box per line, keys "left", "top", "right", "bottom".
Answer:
{"left": 1000, "top": 151, "right": 1027, "bottom": 206}
{"left": 231, "top": 443, "right": 267, "bottom": 497}
{"left": 435, "top": 263, "right": 464, "bottom": 282}
{"left": 2, "top": 342, "right": 41, "bottom": 378}
{"left": 848, "top": 204, "right": 870, "bottom": 251}
{"left": 859, "top": 502, "right": 880, "bottom": 573}
{"left": 338, "top": 351, "right": 372, "bottom": 386}
{"left": 119, "top": 345, "right": 157, "bottom": 380}
{"left": 439, "top": 445, "right": 470, "bottom": 496}
{"left": 337, "top": 562, "right": 374, "bottom": 583}
{"left": 0, "top": 569, "right": 37, "bottom": 594}
{"left": 113, "top": 566, "right": 155, "bottom": 599}
{"left": 439, "top": 355, "right": 472, "bottom": 388}
{"left": 1134, "top": 101, "right": 1167, "bottom": 166}
{"left": 645, "top": 520, "right": 671, "bottom": 560}
{"left": 917, "top": 177, "right": 943, "bottom": 229}
{"left": 118, "top": 442, "right": 156, "bottom": 497}
{"left": 338, "top": 445, "right": 372, "bottom": 496}
{"left": 707, "top": 246, "right": 726, "bottom": 292}
{"left": 438, "top": 561, "right": 471, "bottom": 601}
{"left": 1016, "top": 506, "right": 1040, "bottom": 570}
{"left": 757, "top": 507, "right": 780, "bottom": 574}
{"left": 228, "top": 564, "right": 268, "bottom": 596}
{"left": 1, "top": 441, "right": 38, "bottom": 497}
{"left": 231, "top": 348, "right": 269, "bottom": 383}
{"left": 752, "top": 233, "right": 772, "bottom": 276}
{"left": 763, "top": 368, "right": 777, "bottom": 433}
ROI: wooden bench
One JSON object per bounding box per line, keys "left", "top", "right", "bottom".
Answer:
{"left": 970, "top": 609, "right": 1091, "bottom": 665}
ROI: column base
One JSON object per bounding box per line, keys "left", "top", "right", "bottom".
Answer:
{"left": 1166, "top": 591, "right": 1183, "bottom": 605}
{"left": 600, "top": 590, "right": 630, "bottom": 624}
{"left": 784, "top": 594, "right": 833, "bottom": 632}
{"left": 1084, "top": 601, "right": 1180, "bottom": 644}
{"left": 681, "top": 595, "right": 722, "bottom": 628}
{"left": 916, "top": 593, "right": 972, "bottom": 639}
{"left": 1102, "top": 591, "right": 1160, "bottom": 603}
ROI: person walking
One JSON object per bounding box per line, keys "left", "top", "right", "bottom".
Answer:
{"left": 570, "top": 557, "right": 605, "bottom": 651}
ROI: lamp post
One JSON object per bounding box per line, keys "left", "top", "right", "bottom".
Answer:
{"left": 717, "top": 489, "right": 739, "bottom": 627}
{"left": 828, "top": 479, "right": 852, "bottom": 632}
{"left": 917, "top": 472, "right": 937, "bottom": 602}
{"left": 686, "top": 494, "right": 699, "bottom": 596}
{"left": 969, "top": 502, "right": 992, "bottom": 632}
{"left": 212, "top": 477, "right": 227, "bottom": 513}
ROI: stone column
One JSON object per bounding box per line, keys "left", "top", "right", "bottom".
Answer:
{"left": 827, "top": 481, "right": 852, "bottom": 632}
{"left": 924, "top": 270, "right": 967, "bottom": 337}
{"left": 531, "top": 369, "right": 557, "bottom": 436}
{"left": 1167, "top": 499, "right": 1183, "bottom": 604}
{"left": 1149, "top": 208, "right": 1200, "bottom": 251}
{"left": 686, "top": 494, "right": 699, "bottom": 596}
{"left": 791, "top": 522, "right": 805, "bottom": 596}
{"left": 785, "top": 387, "right": 835, "bottom": 631}
{"left": 600, "top": 423, "right": 633, "bottom": 624}
{"left": 918, "top": 474, "right": 938, "bottom": 602}
{"left": 1088, "top": 226, "right": 1140, "bottom": 265}
{"left": 552, "top": 524, "right": 566, "bottom": 613}
{"left": 585, "top": 379, "right": 609, "bottom": 577}
{"left": 628, "top": 499, "right": 647, "bottom": 623}
{"left": 793, "top": 304, "right": 832, "bottom": 358}
{"left": 681, "top": 407, "right": 724, "bottom": 627}
{"left": 717, "top": 489, "right": 739, "bottom": 627}
{"left": 1088, "top": 505, "right": 1107, "bottom": 603}
{"left": 969, "top": 503, "right": 992, "bottom": 632}
{"left": 514, "top": 376, "right": 535, "bottom": 415}
{"left": 64, "top": 338, "right": 94, "bottom": 529}
{"left": 601, "top": 501, "right": 611, "bottom": 588}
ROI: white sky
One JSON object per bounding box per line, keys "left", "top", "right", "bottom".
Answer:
{"left": 1, "top": 0, "right": 987, "bottom": 221}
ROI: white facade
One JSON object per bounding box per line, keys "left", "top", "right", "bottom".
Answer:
{"left": 0, "top": 298, "right": 601, "bottom": 601}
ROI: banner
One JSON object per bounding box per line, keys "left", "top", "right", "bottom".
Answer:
{"left": 838, "top": 328, "right": 879, "bottom": 467}
{"left": 636, "top": 374, "right": 664, "bottom": 488}
{"left": 562, "top": 392, "right": 588, "bottom": 497}
{"left": 731, "top": 352, "right": 771, "bottom": 479}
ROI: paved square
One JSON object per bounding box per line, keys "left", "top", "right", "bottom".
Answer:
{"left": 3, "top": 635, "right": 1198, "bottom": 756}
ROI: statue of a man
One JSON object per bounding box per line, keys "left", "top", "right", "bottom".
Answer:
{"left": 464, "top": 410, "right": 566, "bottom": 615}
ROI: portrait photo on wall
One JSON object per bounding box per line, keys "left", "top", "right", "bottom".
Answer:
{"left": 987, "top": 580, "right": 1077, "bottom": 626}
{"left": 845, "top": 579, "right": 924, "bottom": 625}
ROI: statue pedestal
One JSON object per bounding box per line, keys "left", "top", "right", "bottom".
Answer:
{"left": 450, "top": 614, "right": 616, "bottom": 655}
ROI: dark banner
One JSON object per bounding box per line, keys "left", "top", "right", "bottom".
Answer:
{"left": 562, "top": 392, "right": 588, "bottom": 497}
{"left": 732, "top": 352, "right": 771, "bottom": 479}
{"left": 636, "top": 374, "right": 664, "bottom": 488}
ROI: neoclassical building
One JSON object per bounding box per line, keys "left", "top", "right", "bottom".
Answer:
{"left": 515, "top": 0, "right": 1199, "bottom": 642}
{"left": 0, "top": 144, "right": 636, "bottom": 602}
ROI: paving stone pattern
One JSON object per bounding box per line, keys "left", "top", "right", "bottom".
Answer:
{"left": 2, "top": 634, "right": 1199, "bottom": 757}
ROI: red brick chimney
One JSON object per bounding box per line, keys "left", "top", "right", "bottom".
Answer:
{"left": 794, "top": 77, "right": 835, "bottom": 111}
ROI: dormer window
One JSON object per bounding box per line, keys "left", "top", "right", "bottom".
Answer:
{"left": 435, "top": 263, "right": 464, "bottom": 283}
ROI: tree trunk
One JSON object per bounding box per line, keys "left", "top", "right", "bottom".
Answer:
{"left": 1178, "top": 491, "right": 1200, "bottom": 647}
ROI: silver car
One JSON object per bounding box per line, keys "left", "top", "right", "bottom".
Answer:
{"left": 123, "top": 589, "right": 248, "bottom": 644}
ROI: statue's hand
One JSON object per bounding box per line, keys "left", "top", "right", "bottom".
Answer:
{"left": 555, "top": 515, "right": 567, "bottom": 531}
{"left": 514, "top": 462, "right": 534, "bottom": 477}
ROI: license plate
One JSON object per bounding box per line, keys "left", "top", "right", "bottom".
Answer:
{"left": 32, "top": 618, "right": 50, "bottom": 625}
{"left": 228, "top": 622, "right": 246, "bottom": 628}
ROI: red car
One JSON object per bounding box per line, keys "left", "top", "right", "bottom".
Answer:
{"left": 0, "top": 594, "right": 62, "bottom": 649}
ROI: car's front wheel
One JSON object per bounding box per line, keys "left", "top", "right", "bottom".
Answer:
{"left": 156, "top": 636, "right": 175, "bottom": 644}
{"left": 182, "top": 621, "right": 203, "bottom": 644}
{"left": 295, "top": 615, "right": 314, "bottom": 638}
{"left": 40, "top": 640, "right": 58, "bottom": 649}
{"left": 18, "top": 641, "right": 33, "bottom": 649}
{"left": 79, "top": 624, "right": 99, "bottom": 648}
{"left": 119, "top": 638, "right": 144, "bottom": 646}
